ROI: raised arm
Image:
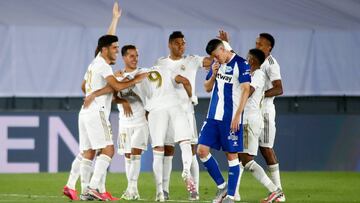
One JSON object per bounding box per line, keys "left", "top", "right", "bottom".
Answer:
{"left": 217, "top": 29, "right": 229, "bottom": 42}
{"left": 107, "top": 2, "right": 122, "bottom": 35}
{"left": 175, "top": 75, "right": 192, "bottom": 98}
{"left": 204, "top": 62, "right": 219, "bottom": 92}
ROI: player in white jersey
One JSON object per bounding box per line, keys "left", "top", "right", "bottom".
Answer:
{"left": 154, "top": 31, "right": 212, "bottom": 201}
{"left": 77, "top": 32, "right": 148, "bottom": 200}
{"left": 256, "top": 33, "right": 285, "bottom": 202}
{"left": 63, "top": 3, "right": 123, "bottom": 201}
{"left": 116, "top": 45, "right": 149, "bottom": 200}
{"left": 236, "top": 49, "right": 283, "bottom": 203}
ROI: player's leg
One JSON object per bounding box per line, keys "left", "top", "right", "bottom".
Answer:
{"left": 259, "top": 109, "right": 285, "bottom": 202}
{"left": 189, "top": 113, "right": 200, "bottom": 200}
{"left": 162, "top": 144, "right": 174, "bottom": 200}
{"left": 85, "top": 111, "right": 115, "bottom": 200}
{"left": 126, "top": 124, "right": 149, "bottom": 200}
{"left": 197, "top": 119, "right": 226, "bottom": 202}
{"left": 148, "top": 109, "right": 168, "bottom": 202}
{"left": 78, "top": 113, "right": 95, "bottom": 199}
{"left": 171, "top": 107, "right": 196, "bottom": 195}
{"left": 63, "top": 153, "right": 83, "bottom": 200}
{"left": 220, "top": 120, "right": 243, "bottom": 202}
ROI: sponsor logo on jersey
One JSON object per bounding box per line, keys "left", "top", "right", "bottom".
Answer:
{"left": 216, "top": 72, "right": 233, "bottom": 83}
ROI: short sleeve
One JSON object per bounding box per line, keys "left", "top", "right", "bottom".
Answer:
{"left": 206, "top": 67, "right": 213, "bottom": 80}
{"left": 267, "top": 63, "right": 281, "bottom": 82}
{"left": 83, "top": 71, "right": 88, "bottom": 80}
{"left": 238, "top": 61, "right": 251, "bottom": 83}
{"left": 193, "top": 55, "right": 204, "bottom": 69}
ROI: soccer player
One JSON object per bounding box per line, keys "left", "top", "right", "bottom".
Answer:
{"left": 78, "top": 34, "right": 147, "bottom": 201}
{"left": 154, "top": 31, "right": 212, "bottom": 200}
{"left": 256, "top": 33, "right": 285, "bottom": 202}
{"left": 63, "top": 2, "right": 122, "bottom": 201}
{"left": 238, "top": 49, "right": 283, "bottom": 203}
{"left": 197, "top": 39, "right": 251, "bottom": 203}
{"left": 115, "top": 45, "right": 149, "bottom": 200}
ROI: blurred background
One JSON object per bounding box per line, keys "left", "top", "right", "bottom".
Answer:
{"left": 1, "top": 0, "right": 360, "bottom": 173}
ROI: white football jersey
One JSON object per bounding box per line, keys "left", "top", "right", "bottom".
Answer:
{"left": 155, "top": 55, "right": 204, "bottom": 113}
{"left": 82, "top": 54, "right": 113, "bottom": 117}
{"left": 116, "top": 68, "right": 148, "bottom": 128}
{"left": 260, "top": 55, "right": 281, "bottom": 110}
{"left": 139, "top": 66, "right": 180, "bottom": 112}
{"left": 244, "top": 69, "right": 266, "bottom": 120}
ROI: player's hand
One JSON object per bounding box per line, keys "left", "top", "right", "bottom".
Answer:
{"left": 134, "top": 72, "right": 149, "bottom": 83}
{"left": 83, "top": 94, "right": 96, "bottom": 109}
{"left": 230, "top": 113, "right": 241, "bottom": 132}
{"left": 112, "top": 1, "right": 122, "bottom": 19}
{"left": 114, "top": 70, "right": 123, "bottom": 77}
{"left": 212, "top": 61, "right": 220, "bottom": 77}
{"left": 122, "top": 99, "right": 133, "bottom": 117}
{"left": 217, "top": 30, "right": 229, "bottom": 42}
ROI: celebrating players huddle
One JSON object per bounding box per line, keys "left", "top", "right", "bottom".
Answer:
{"left": 63, "top": 3, "right": 285, "bottom": 203}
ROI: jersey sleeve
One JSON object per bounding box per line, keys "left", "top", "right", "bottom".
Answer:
{"left": 238, "top": 61, "right": 251, "bottom": 83}
{"left": 267, "top": 63, "right": 282, "bottom": 82}
{"left": 99, "top": 64, "right": 114, "bottom": 79}
{"left": 192, "top": 55, "right": 204, "bottom": 69}
{"left": 250, "top": 70, "right": 265, "bottom": 90}
{"left": 206, "top": 68, "right": 213, "bottom": 80}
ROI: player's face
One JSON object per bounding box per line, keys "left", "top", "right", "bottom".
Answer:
{"left": 123, "top": 48, "right": 138, "bottom": 70}
{"left": 211, "top": 45, "right": 227, "bottom": 64}
{"left": 246, "top": 53, "right": 258, "bottom": 71}
{"left": 255, "top": 37, "right": 271, "bottom": 56}
{"left": 106, "top": 42, "right": 119, "bottom": 65}
{"left": 169, "top": 38, "right": 186, "bottom": 57}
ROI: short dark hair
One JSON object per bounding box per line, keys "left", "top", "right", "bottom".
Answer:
{"left": 95, "top": 35, "right": 118, "bottom": 57}
{"left": 249, "top": 48, "right": 266, "bottom": 65}
{"left": 169, "top": 31, "right": 184, "bottom": 42}
{"left": 259, "top": 33, "right": 275, "bottom": 51}
{"left": 121, "top": 45, "right": 137, "bottom": 56}
{"left": 205, "top": 39, "right": 223, "bottom": 55}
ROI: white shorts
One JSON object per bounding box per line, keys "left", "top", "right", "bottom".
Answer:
{"left": 79, "top": 110, "right": 113, "bottom": 151}
{"left": 117, "top": 123, "right": 149, "bottom": 155}
{"left": 259, "top": 108, "right": 276, "bottom": 148}
{"left": 148, "top": 106, "right": 192, "bottom": 148}
{"left": 242, "top": 114, "right": 263, "bottom": 156}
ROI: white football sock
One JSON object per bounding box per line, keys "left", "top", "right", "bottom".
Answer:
{"left": 190, "top": 155, "right": 200, "bottom": 192}
{"left": 125, "top": 156, "right": 131, "bottom": 184}
{"left": 179, "top": 141, "right": 192, "bottom": 174}
{"left": 66, "top": 153, "right": 82, "bottom": 190}
{"left": 245, "top": 160, "right": 277, "bottom": 192}
{"left": 98, "top": 168, "right": 107, "bottom": 193}
{"left": 153, "top": 150, "right": 164, "bottom": 194}
{"left": 80, "top": 158, "right": 93, "bottom": 194}
{"left": 163, "top": 155, "right": 173, "bottom": 193}
{"left": 129, "top": 155, "right": 141, "bottom": 192}
{"left": 268, "top": 163, "right": 283, "bottom": 190}
{"left": 89, "top": 154, "right": 111, "bottom": 189}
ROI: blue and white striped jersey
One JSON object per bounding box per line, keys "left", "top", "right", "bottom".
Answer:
{"left": 206, "top": 54, "right": 251, "bottom": 121}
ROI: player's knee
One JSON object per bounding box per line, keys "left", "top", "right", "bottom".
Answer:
{"left": 197, "top": 145, "right": 209, "bottom": 158}
{"left": 164, "top": 145, "right": 175, "bottom": 156}
{"left": 101, "top": 145, "right": 115, "bottom": 158}
{"left": 83, "top": 149, "right": 96, "bottom": 160}
{"left": 124, "top": 153, "right": 131, "bottom": 159}
{"left": 131, "top": 148, "right": 142, "bottom": 155}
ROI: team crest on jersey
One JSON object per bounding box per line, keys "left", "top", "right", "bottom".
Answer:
{"left": 181, "top": 65, "right": 186, "bottom": 71}
{"left": 224, "top": 66, "right": 233, "bottom": 73}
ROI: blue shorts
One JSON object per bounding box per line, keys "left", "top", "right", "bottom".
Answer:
{"left": 198, "top": 118, "right": 243, "bottom": 153}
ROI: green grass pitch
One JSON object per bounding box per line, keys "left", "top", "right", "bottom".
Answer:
{"left": 0, "top": 172, "right": 359, "bottom": 203}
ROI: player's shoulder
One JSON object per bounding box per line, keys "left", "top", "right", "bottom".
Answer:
{"left": 233, "top": 54, "right": 249, "bottom": 69}
{"left": 253, "top": 69, "right": 266, "bottom": 79}
{"left": 266, "top": 55, "right": 279, "bottom": 66}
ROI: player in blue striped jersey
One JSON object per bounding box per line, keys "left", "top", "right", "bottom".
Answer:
{"left": 197, "top": 39, "right": 251, "bottom": 203}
